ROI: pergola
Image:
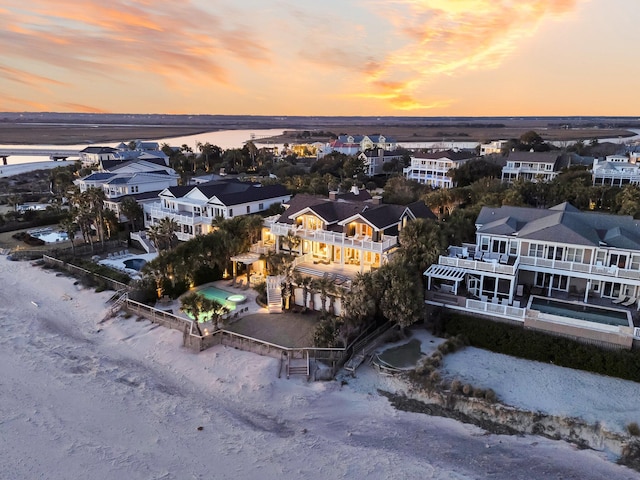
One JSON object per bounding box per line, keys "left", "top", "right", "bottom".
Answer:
{"left": 229, "top": 252, "right": 261, "bottom": 283}
{"left": 424, "top": 264, "right": 466, "bottom": 295}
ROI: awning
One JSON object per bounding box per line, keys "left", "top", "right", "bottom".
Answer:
{"left": 423, "top": 264, "right": 466, "bottom": 283}
{"left": 230, "top": 253, "right": 261, "bottom": 264}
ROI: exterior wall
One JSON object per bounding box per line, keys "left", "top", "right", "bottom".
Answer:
{"left": 404, "top": 157, "right": 458, "bottom": 188}
{"left": 501, "top": 161, "right": 557, "bottom": 183}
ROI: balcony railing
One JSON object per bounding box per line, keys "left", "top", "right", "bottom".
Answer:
{"left": 438, "top": 255, "right": 518, "bottom": 275}
{"left": 465, "top": 299, "right": 525, "bottom": 321}
{"left": 519, "top": 256, "right": 640, "bottom": 281}
{"left": 269, "top": 222, "right": 397, "bottom": 253}
{"left": 148, "top": 206, "right": 207, "bottom": 227}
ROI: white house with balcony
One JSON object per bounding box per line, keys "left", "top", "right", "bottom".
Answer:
{"left": 263, "top": 189, "right": 436, "bottom": 274}
{"left": 144, "top": 179, "right": 291, "bottom": 241}
{"left": 501, "top": 151, "right": 562, "bottom": 183}
{"left": 403, "top": 150, "right": 476, "bottom": 188}
{"left": 424, "top": 203, "right": 640, "bottom": 349}
{"left": 592, "top": 155, "right": 640, "bottom": 186}
{"left": 75, "top": 158, "right": 180, "bottom": 221}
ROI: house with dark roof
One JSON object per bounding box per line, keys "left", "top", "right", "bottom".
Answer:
{"left": 263, "top": 187, "right": 436, "bottom": 276}
{"left": 501, "top": 151, "right": 563, "bottom": 183}
{"left": 424, "top": 202, "right": 640, "bottom": 349}
{"left": 403, "top": 150, "right": 477, "bottom": 188}
{"left": 75, "top": 163, "right": 180, "bottom": 223}
{"left": 144, "top": 179, "right": 291, "bottom": 240}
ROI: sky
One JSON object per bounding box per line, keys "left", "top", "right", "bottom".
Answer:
{"left": 2, "top": 0, "right": 639, "bottom": 116}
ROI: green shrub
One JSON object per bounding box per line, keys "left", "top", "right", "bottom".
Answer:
{"left": 628, "top": 422, "right": 640, "bottom": 436}
{"left": 442, "top": 313, "right": 640, "bottom": 383}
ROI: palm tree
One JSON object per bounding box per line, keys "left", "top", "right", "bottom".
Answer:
{"left": 315, "top": 276, "right": 337, "bottom": 313}
{"left": 180, "top": 292, "right": 229, "bottom": 334}
{"left": 102, "top": 208, "right": 119, "bottom": 240}
{"left": 120, "top": 197, "right": 143, "bottom": 232}
{"left": 59, "top": 215, "right": 78, "bottom": 255}
{"left": 295, "top": 275, "right": 313, "bottom": 311}
{"left": 281, "top": 230, "right": 301, "bottom": 255}
{"left": 180, "top": 292, "right": 204, "bottom": 335}
{"left": 398, "top": 218, "right": 444, "bottom": 279}
{"left": 148, "top": 217, "right": 179, "bottom": 252}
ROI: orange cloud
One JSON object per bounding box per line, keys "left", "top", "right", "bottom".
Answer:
{"left": 58, "top": 102, "right": 109, "bottom": 113}
{"left": 0, "top": 64, "right": 66, "bottom": 87}
{"left": 1, "top": 0, "right": 271, "bottom": 108}
{"left": 361, "top": 0, "right": 584, "bottom": 109}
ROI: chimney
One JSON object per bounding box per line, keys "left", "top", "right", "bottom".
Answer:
{"left": 329, "top": 191, "right": 338, "bottom": 200}
{"left": 372, "top": 195, "right": 382, "bottom": 205}
{"left": 350, "top": 185, "right": 360, "bottom": 196}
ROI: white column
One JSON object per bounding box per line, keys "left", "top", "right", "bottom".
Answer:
{"left": 584, "top": 280, "right": 590, "bottom": 303}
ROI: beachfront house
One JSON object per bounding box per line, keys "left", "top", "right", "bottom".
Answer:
{"left": 501, "top": 151, "right": 563, "bottom": 183}
{"left": 248, "top": 187, "right": 435, "bottom": 314}
{"left": 403, "top": 150, "right": 477, "bottom": 188}
{"left": 259, "top": 188, "right": 434, "bottom": 274}
{"left": 144, "top": 178, "right": 291, "bottom": 241}
{"left": 75, "top": 159, "right": 181, "bottom": 223}
{"left": 424, "top": 203, "right": 640, "bottom": 349}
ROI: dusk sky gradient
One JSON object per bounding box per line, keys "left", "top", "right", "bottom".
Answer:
{"left": 2, "top": 0, "right": 639, "bottom": 116}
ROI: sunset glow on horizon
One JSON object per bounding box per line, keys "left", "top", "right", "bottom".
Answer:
{"left": 1, "top": 0, "right": 639, "bottom": 116}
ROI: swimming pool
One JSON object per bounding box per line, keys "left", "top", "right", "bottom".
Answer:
{"left": 28, "top": 228, "right": 68, "bottom": 243}
{"left": 528, "top": 296, "right": 632, "bottom": 327}
{"left": 196, "top": 286, "right": 246, "bottom": 312}
{"left": 123, "top": 258, "right": 147, "bottom": 271}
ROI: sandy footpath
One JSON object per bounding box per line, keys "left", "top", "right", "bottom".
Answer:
{"left": 0, "top": 256, "right": 636, "bottom": 479}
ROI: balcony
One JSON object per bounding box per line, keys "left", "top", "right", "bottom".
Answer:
{"left": 148, "top": 206, "right": 207, "bottom": 227}
{"left": 438, "top": 255, "right": 518, "bottom": 276}
{"left": 269, "top": 222, "right": 397, "bottom": 253}
{"left": 519, "top": 256, "right": 640, "bottom": 281}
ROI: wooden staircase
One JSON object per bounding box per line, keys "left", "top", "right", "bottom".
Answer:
{"left": 344, "top": 322, "right": 396, "bottom": 373}
{"left": 266, "top": 275, "right": 283, "bottom": 313}
{"left": 284, "top": 351, "right": 310, "bottom": 379}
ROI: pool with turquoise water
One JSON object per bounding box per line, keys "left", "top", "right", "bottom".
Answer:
{"left": 196, "top": 286, "right": 246, "bottom": 312}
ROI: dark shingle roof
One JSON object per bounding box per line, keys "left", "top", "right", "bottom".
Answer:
{"left": 413, "top": 150, "right": 476, "bottom": 161}
{"left": 477, "top": 203, "right": 640, "bottom": 249}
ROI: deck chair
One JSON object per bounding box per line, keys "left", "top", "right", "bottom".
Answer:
{"left": 612, "top": 295, "right": 630, "bottom": 305}
{"left": 621, "top": 297, "right": 637, "bottom": 307}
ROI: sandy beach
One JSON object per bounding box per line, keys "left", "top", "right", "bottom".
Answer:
{"left": 0, "top": 160, "right": 78, "bottom": 179}
{"left": 0, "top": 255, "right": 638, "bottom": 479}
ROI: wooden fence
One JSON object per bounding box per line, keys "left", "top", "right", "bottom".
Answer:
{"left": 42, "top": 255, "right": 130, "bottom": 292}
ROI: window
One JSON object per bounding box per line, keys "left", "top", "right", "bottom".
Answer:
{"left": 566, "top": 247, "right": 583, "bottom": 263}
{"left": 509, "top": 240, "right": 518, "bottom": 256}
{"left": 480, "top": 236, "right": 489, "bottom": 252}
{"left": 528, "top": 243, "right": 544, "bottom": 258}
{"left": 259, "top": 203, "right": 264, "bottom": 210}
{"left": 246, "top": 206, "right": 251, "bottom": 214}
{"left": 228, "top": 209, "right": 233, "bottom": 217}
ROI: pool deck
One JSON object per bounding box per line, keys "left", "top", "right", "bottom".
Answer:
{"left": 168, "top": 280, "right": 319, "bottom": 348}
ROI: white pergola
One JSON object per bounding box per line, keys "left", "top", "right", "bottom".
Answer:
{"left": 424, "top": 264, "right": 466, "bottom": 295}
{"left": 230, "top": 252, "right": 261, "bottom": 280}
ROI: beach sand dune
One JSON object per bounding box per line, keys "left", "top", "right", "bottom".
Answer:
{"left": 0, "top": 256, "right": 635, "bottom": 479}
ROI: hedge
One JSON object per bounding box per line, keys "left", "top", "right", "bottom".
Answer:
{"left": 442, "top": 313, "right": 640, "bottom": 383}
